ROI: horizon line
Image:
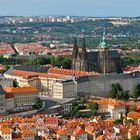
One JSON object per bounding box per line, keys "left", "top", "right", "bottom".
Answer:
{"left": 0, "top": 14, "right": 140, "bottom": 18}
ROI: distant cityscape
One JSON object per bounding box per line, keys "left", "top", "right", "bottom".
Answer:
{"left": 1, "top": 16, "right": 140, "bottom": 24}
{"left": 0, "top": 14, "right": 140, "bottom": 140}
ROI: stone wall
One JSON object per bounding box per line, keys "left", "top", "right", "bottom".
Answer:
{"left": 77, "top": 73, "right": 140, "bottom": 97}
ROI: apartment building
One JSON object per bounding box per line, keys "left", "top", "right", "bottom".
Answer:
{"left": 0, "top": 128, "right": 12, "bottom": 140}
{"left": 91, "top": 98, "right": 126, "bottom": 119}
{"left": 0, "top": 85, "right": 6, "bottom": 114}
{"left": 5, "top": 93, "right": 14, "bottom": 111}
{"left": 0, "top": 75, "right": 13, "bottom": 88}
{"left": 4, "top": 86, "right": 39, "bottom": 107}
{"left": 53, "top": 79, "right": 77, "bottom": 99}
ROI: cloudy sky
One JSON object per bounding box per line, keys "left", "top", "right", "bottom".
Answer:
{"left": 0, "top": 0, "right": 139, "bottom": 17}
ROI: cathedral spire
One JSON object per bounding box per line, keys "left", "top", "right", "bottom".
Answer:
{"left": 99, "top": 28, "right": 107, "bottom": 49}
{"left": 81, "top": 37, "right": 86, "bottom": 59}
{"left": 82, "top": 37, "right": 86, "bottom": 49}
{"left": 74, "top": 37, "right": 78, "bottom": 47}
{"left": 72, "top": 37, "right": 78, "bottom": 59}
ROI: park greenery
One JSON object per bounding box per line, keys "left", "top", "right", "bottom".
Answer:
{"left": 125, "top": 119, "right": 134, "bottom": 125}
{"left": 131, "top": 84, "right": 140, "bottom": 100}
{"left": 129, "top": 105, "right": 137, "bottom": 112}
{"left": 108, "top": 83, "right": 129, "bottom": 101}
{"left": 0, "top": 56, "right": 72, "bottom": 69}
{"left": 108, "top": 83, "right": 140, "bottom": 101}
{"left": 122, "top": 55, "right": 140, "bottom": 66}
{"left": 131, "top": 135, "right": 140, "bottom": 140}
{"left": 86, "top": 102, "right": 99, "bottom": 111}
{"left": 63, "top": 98, "right": 99, "bottom": 119}
{"left": 33, "top": 98, "right": 43, "bottom": 110}
{"left": 13, "top": 79, "right": 19, "bottom": 88}
{"left": 114, "top": 117, "right": 134, "bottom": 126}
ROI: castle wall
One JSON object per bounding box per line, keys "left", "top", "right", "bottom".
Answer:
{"left": 77, "top": 74, "right": 140, "bottom": 97}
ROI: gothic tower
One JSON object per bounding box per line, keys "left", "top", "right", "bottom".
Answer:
{"left": 98, "top": 29, "right": 109, "bottom": 74}
{"left": 80, "top": 38, "right": 87, "bottom": 71}
{"left": 72, "top": 38, "right": 78, "bottom": 70}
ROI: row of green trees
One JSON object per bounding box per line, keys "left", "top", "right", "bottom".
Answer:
{"left": 122, "top": 55, "right": 140, "bottom": 65}
{"left": 108, "top": 83, "right": 140, "bottom": 101}
{"left": 0, "top": 56, "right": 72, "bottom": 69}
{"left": 50, "top": 56, "right": 71, "bottom": 69}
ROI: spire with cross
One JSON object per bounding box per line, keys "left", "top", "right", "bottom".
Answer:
{"left": 99, "top": 28, "right": 107, "bottom": 49}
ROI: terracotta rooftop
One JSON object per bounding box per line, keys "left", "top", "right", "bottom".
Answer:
{"left": 127, "top": 111, "right": 140, "bottom": 119}
{"left": 21, "top": 131, "right": 35, "bottom": 137}
{"left": 124, "top": 66, "right": 140, "bottom": 72}
{"left": 4, "top": 86, "right": 39, "bottom": 94}
{"left": 90, "top": 98, "right": 125, "bottom": 107}
{"left": 12, "top": 69, "right": 65, "bottom": 80}
{"left": 48, "top": 67, "right": 98, "bottom": 77}
{"left": 57, "top": 127, "right": 67, "bottom": 136}
{"left": 1, "top": 128, "right": 12, "bottom": 134}
{"left": 72, "top": 127, "right": 85, "bottom": 137}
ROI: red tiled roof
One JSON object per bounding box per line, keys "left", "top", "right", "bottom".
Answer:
{"left": 96, "top": 136, "right": 105, "bottom": 140}
{"left": 57, "top": 127, "right": 67, "bottom": 136}
{"left": 48, "top": 67, "right": 98, "bottom": 77}
{"left": 127, "top": 111, "right": 140, "bottom": 119}
{"left": 44, "top": 117, "right": 58, "bottom": 124}
{"left": 72, "top": 127, "right": 85, "bottom": 137}
{"left": 12, "top": 69, "right": 65, "bottom": 80}
{"left": 4, "top": 86, "right": 39, "bottom": 94}
{"left": 0, "top": 43, "right": 15, "bottom": 55}
{"left": 123, "top": 66, "right": 140, "bottom": 72}
{"left": 1, "top": 128, "right": 12, "bottom": 134}
{"left": 21, "top": 131, "right": 35, "bottom": 137}
{"left": 14, "top": 43, "right": 46, "bottom": 54}
{"left": 90, "top": 98, "right": 125, "bottom": 107}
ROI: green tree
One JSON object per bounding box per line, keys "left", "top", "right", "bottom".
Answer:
{"left": 13, "top": 79, "right": 18, "bottom": 87}
{"left": 54, "top": 56, "right": 72, "bottom": 69}
{"left": 125, "top": 119, "right": 134, "bottom": 125}
{"left": 132, "top": 84, "right": 140, "bottom": 100}
{"left": 116, "top": 90, "right": 129, "bottom": 101}
{"left": 33, "top": 98, "right": 43, "bottom": 110}
{"left": 131, "top": 135, "right": 140, "bottom": 140}
{"left": 130, "top": 105, "right": 137, "bottom": 112}
{"left": 72, "top": 101, "right": 79, "bottom": 107}
{"left": 87, "top": 102, "right": 99, "bottom": 111}
{"left": 51, "top": 56, "right": 56, "bottom": 65}
{"left": 113, "top": 119, "right": 123, "bottom": 125}
{"left": 70, "top": 106, "right": 79, "bottom": 117}
{"left": 108, "top": 83, "right": 123, "bottom": 99}
{"left": 36, "top": 57, "right": 46, "bottom": 65}
{"left": 108, "top": 83, "right": 129, "bottom": 100}
{"left": 4, "top": 65, "right": 10, "bottom": 71}
{"left": 80, "top": 98, "right": 86, "bottom": 105}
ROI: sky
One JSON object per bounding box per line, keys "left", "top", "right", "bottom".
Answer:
{"left": 0, "top": 0, "right": 140, "bottom": 17}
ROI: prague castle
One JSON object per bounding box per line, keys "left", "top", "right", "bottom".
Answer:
{"left": 72, "top": 31, "right": 123, "bottom": 74}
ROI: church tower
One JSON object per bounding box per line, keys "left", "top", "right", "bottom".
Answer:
{"left": 98, "top": 29, "right": 109, "bottom": 74}
{"left": 80, "top": 38, "right": 87, "bottom": 71}
{"left": 72, "top": 38, "right": 78, "bottom": 70}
